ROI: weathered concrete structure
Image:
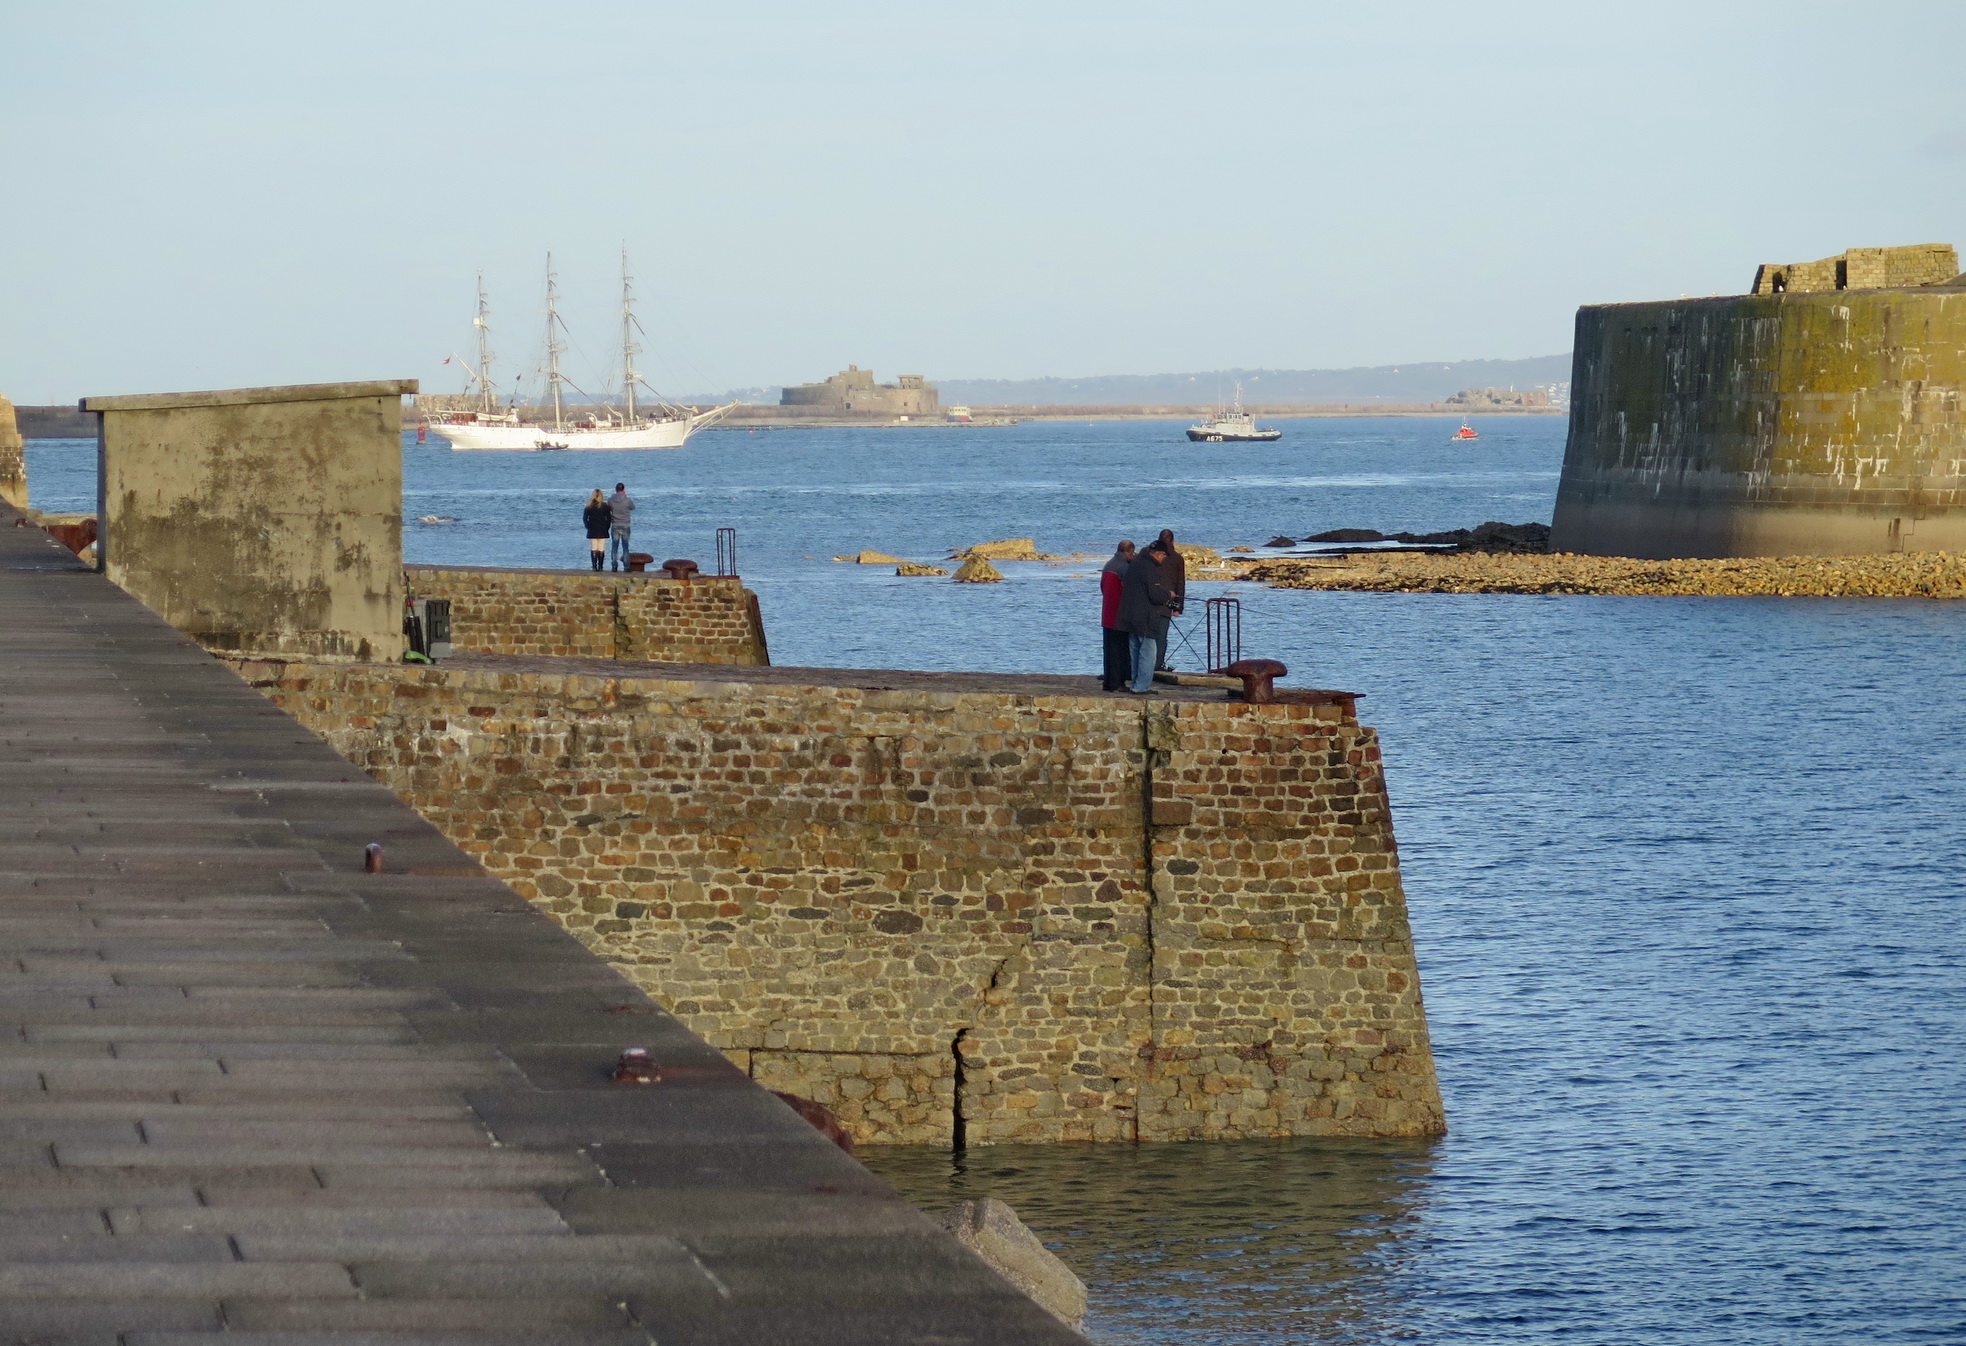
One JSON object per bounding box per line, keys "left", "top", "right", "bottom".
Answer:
{"left": 231, "top": 657, "right": 1445, "bottom": 1150}
{"left": 86, "top": 380, "right": 414, "bottom": 660}
{"left": 781, "top": 366, "right": 940, "bottom": 417}
{"left": 408, "top": 564, "right": 770, "bottom": 665}
{"left": 1552, "top": 246, "right": 1966, "bottom": 558}
{"left": 0, "top": 393, "right": 23, "bottom": 509}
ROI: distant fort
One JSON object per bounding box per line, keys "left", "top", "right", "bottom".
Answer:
{"left": 780, "top": 365, "right": 939, "bottom": 417}
{"left": 1552, "top": 243, "right": 1966, "bottom": 558}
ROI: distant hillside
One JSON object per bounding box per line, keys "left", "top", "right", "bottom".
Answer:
{"left": 935, "top": 356, "right": 1572, "bottom": 406}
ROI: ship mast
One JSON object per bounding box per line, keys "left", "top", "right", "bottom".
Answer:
{"left": 621, "top": 247, "right": 641, "bottom": 425}
{"left": 544, "top": 253, "right": 567, "bottom": 431}
{"left": 472, "top": 271, "right": 496, "bottom": 414}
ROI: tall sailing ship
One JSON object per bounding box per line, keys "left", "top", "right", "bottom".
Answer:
{"left": 431, "top": 253, "right": 737, "bottom": 451}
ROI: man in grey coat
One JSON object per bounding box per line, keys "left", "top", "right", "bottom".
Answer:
{"left": 607, "top": 482, "right": 635, "bottom": 571}
{"left": 1116, "top": 540, "right": 1178, "bottom": 694}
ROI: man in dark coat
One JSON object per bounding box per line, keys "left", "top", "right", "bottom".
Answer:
{"left": 1154, "top": 529, "right": 1186, "bottom": 671}
{"left": 1116, "top": 540, "right": 1178, "bottom": 694}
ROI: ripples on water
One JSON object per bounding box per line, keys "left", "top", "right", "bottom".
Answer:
{"left": 25, "top": 418, "right": 1965, "bottom": 1342}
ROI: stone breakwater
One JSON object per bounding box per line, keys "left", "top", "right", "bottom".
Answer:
{"left": 406, "top": 564, "right": 770, "bottom": 664}
{"left": 1233, "top": 550, "right": 1966, "bottom": 597}
{"left": 224, "top": 656, "right": 1444, "bottom": 1149}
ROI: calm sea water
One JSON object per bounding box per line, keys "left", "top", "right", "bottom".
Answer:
{"left": 26, "top": 418, "right": 1966, "bottom": 1343}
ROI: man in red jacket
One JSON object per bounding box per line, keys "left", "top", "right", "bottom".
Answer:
{"left": 1099, "top": 539, "right": 1136, "bottom": 692}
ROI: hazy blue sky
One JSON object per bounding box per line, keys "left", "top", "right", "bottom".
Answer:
{"left": 6, "top": 0, "right": 1964, "bottom": 402}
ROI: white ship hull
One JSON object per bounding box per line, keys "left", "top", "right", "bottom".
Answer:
{"left": 435, "top": 404, "right": 735, "bottom": 451}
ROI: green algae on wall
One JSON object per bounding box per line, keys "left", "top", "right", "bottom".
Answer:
{"left": 1552, "top": 287, "right": 1966, "bottom": 558}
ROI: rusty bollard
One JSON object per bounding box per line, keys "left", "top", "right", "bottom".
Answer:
{"left": 611, "top": 1047, "right": 662, "bottom": 1084}
{"left": 660, "top": 558, "right": 700, "bottom": 581}
{"left": 363, "top": 843, "right": 384, "bottom": 873}
{"left": 1223, "top": 658, "right": 1288, "bottom": 705}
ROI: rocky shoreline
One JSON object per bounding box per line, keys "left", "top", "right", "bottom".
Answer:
{"left": 1230, "top": 549, "right": 1966, "bottom": 598}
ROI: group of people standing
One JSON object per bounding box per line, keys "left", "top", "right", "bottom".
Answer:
{"left": 1100, "top": 529, "right": 1186, "bottom": 695}
{"left": 580, "top": 484, "right": 636, "bottom": 570}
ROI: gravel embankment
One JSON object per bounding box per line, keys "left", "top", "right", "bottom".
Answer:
{"left": 1233, "top": 551, "right": 1966, "bottom": 598}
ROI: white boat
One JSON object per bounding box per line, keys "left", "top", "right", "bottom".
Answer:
{"left": 1186, "top": 383, "right": 1282, "bottom": 443}
{"left": 437, "top": 408, "right": 734, "bottom": 450}
{"left": 431, "top": 252, "right": 737, "bottom": 452}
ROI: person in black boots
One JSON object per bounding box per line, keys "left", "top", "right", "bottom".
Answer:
{"left": 581, "top": 489, "right": 611, "bottom": 570}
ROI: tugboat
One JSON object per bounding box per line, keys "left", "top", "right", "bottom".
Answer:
{"left": 1452, "top": 422, "right": 1480, "bottom": 441}
{"left": 1186, "top": 383, "right": 1283, "bottom": 443}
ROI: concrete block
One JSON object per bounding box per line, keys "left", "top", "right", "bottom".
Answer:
{"left": 86, "top": 380, "right": 415, "bottom": 661}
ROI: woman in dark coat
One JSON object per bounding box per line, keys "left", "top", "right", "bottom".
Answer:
{"left": 581, "top": 490, "right": 611, "bottom": 570}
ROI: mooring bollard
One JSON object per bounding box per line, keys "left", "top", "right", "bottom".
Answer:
{"left": 611, "top": 1046, "right": 662, "bottom": 1084}
{"left": 363, "top": 843, "right": 384, "bottom": 873}
{"left": 1223, "top": 658, "right": 1288, "bottom": 704}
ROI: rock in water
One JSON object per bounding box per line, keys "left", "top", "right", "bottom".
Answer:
{"left": 1266, "top": 536, "right": 1297, "bottom": 547}
{"left": 955, "top": 538, "right": 1063, "bottom": 561}
{"left": 895, "top": 561, "right": 950, "bottom": 576}
{"left": 855, "top": 550, "right": 905, "bottom": 564}
{"left": 937, "top": 1198, "right": 1087, "bottom": 1328}
{"left": 952, "top": 556, "right": 1004, "bottom": 583}
{"left": 1305, "top": 528, "right": 1385, "bottom": 543}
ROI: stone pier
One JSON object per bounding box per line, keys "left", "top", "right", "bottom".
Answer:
{"left": 0, "top": 501, "right": 1083, "bottom": 1344}
{"left": 231, "top": 655, "right": 1446, "bottom": 1149}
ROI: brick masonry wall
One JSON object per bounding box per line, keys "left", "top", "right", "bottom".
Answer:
{"left": 405, "top": 565, "right": 769, "bottom": 666}
{"left": 227, "top": 659, "right": 1444, "bottom": 1148}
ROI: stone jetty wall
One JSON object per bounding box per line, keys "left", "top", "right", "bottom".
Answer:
{"left": 406, "top": 565, "right": 769, "bottom": 666}
{"left": 226, "top": 658, "right": 1444, "bottom": 1149}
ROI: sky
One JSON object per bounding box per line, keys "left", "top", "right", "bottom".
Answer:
{"left": 4, "top": 0, "right": 1964, "bottom": 404}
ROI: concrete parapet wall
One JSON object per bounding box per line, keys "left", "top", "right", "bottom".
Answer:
{"left": 406, "top": 565, "right": 769, "bottom": 665}
{"left": 227, "top": 658, "right": 1443, "bottom": 1148}
{"left": 85, "top": 380, "right": 414, "bottom": 660}
{"left": 1553, "top": 288, "right": 1966, "bottom": 558}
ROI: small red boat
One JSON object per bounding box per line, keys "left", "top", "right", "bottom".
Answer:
{"left": 1453, "top": 422, "right": 1479, "bottom": 441}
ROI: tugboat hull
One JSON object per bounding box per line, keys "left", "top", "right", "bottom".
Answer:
{"left": 1187, "top": 427, "right": 1284, "bottom": 443}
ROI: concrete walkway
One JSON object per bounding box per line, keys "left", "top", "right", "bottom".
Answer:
{"left": 0, "top": 508, "right": 1084, "bottom": 1344}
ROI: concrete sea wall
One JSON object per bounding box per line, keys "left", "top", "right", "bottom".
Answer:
{"left": 228, "top": 658, "right": 1444, "bottom": 1148}
{"left": 1552, "top": 288, "right": 1966, "bottom": 558}
{"left": 86, "top": 380, "right": 414, "bottom": 661}
{"left": 406, "top": 565, "right": 769, "bottom": 665}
